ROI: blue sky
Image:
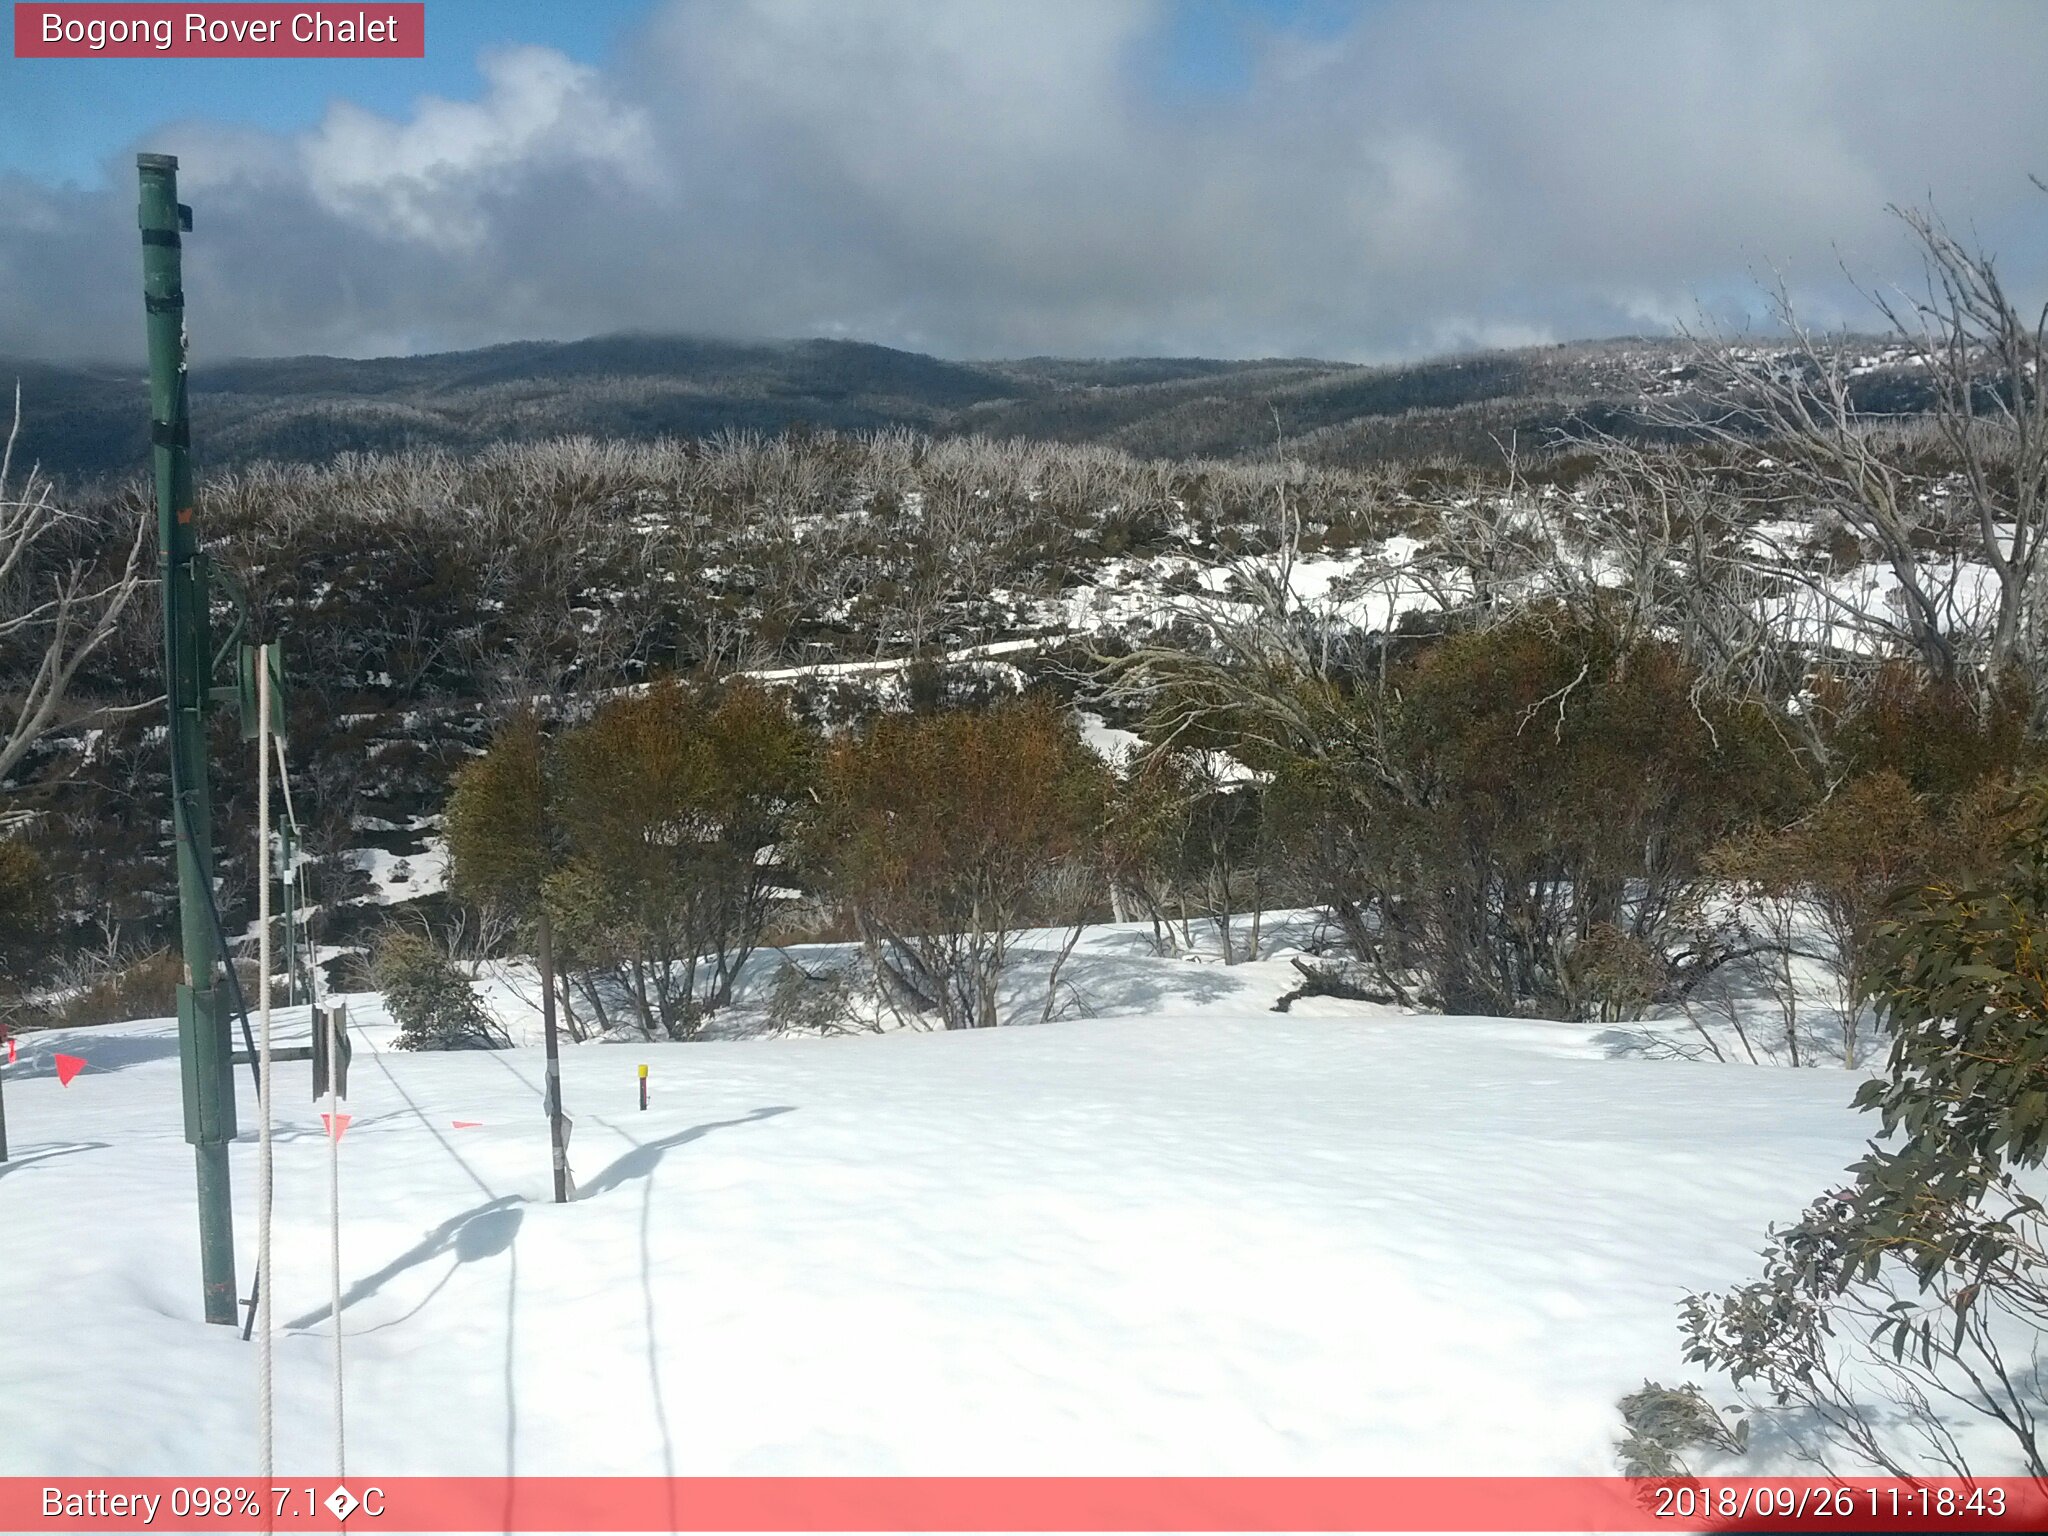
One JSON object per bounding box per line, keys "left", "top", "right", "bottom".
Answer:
{"left": 1146, "top": 0, "right": 1354, "bottom": 96}
{"left": 1, "top": 0, "right": 1347, "bottom": 187}
{"left": 0, "top": 1, "right": 645, "bottom": 185}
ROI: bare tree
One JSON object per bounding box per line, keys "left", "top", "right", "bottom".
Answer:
{"left": 1505, "top": 433, "right": 1844, "bottom": 767}
{"left": 0, "top": 385, "right": 148, "bottom": 788}
{"left": 1874, "top": 202, "right": 2047, "bottom": 701}
{"left": 1628, "top": 200, "right": 2047, "bottom": 720}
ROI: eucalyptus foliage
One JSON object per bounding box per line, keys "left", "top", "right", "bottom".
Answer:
{"left": 1674, "top": 782, "right": 2048, "bottom": 1477}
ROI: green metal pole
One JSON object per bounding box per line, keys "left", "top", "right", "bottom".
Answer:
{"left": 140, "top": 153, "right": 239, "bottom": 1326}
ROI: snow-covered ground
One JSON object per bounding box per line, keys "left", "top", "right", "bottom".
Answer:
{"left": 0, "top": 922, "right": 1881, "bottom": 1479}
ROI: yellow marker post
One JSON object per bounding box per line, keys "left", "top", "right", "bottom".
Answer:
{"left": 638, "top": 1063, "right": 648, "bottom": 1112}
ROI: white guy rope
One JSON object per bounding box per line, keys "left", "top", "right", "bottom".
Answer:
{"left": 324, "top": 997, "right": 345, "bottom": 1477}
{"left": 276, "top": 729, "right": 346, "bottom": 1476}
{"left": 256, "top": 647, "right": 275, "bottom": 1486}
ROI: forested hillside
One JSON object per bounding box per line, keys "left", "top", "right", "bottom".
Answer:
{"left": 1, "top": 331, "right": 1934, "bottom": 483}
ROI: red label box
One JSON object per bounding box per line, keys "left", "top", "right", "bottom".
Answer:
{"left": 13, "top": 4, "right": 425, "bottom": 58}
{"left": 4, "top": 1477, "right": 2048, "bottom": 1533}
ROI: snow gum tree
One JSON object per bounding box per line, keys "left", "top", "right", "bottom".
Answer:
{"left": 1, "top": 387, "right": 145, "bottom": 1003}
{"left": 1670, "top": 782, "right": 2048, "bottom": 1477}
{"left": 1598, "top": 201, "right": 2048, "bottom": 735}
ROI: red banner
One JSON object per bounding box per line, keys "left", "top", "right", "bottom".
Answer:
{"left": 3, "top": 1477, "right": 2047, "bottom": 1532}
{"left": 13, "top": 4, "right": 424, "bottom": 58}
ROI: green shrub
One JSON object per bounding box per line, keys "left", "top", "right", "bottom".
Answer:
{"left": 1271, "top": 609, "right": 1807, "bottom": 1017}
{"left": 0, "top": 839, "right": 53, "bottom": 989}
{"left": 1672, "top": 781, "right": 2048, "bottom": 1477}
{"left": 801, "top": 697, "right": 1107, "bottom": 1029}
{"left": 372, "top": 928, "right": 509, "bottom": 1051}
{"left": 547, "top": 678, "right": 814, "bottom": 1038}
{"left": 1614, "top": 1382, "right": 1748, "bottom": 1478}
{"left": 1819, "top": 664, "right": 2038, "bottom": 804}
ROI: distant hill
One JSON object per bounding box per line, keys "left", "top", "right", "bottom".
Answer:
{"left": 0, "top": 331, "right": 1909, "bottom": 484}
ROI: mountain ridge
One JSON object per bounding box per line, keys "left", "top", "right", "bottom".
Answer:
{"left": 1, "top": 330, "right": 1888, "bottom": 483}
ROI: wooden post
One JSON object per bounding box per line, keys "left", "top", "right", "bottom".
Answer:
{"left": 539, "top": 910, "right": 567, "bottom": 1203}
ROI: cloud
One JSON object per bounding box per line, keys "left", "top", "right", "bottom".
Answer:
{"left": 300, "top": 46, "right": 657, "bottom": 250}
{"left": 2, "top": 0, "right": 2044, "bottom": 363}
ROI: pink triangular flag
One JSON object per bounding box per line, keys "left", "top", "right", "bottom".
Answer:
{"left": 4, "top": 1035, "right": 15, "bottom": 1064}
{"left": 321, "top": 1112, "right": 352, "bottom": 1141}
{"left": 452, "top": 1120, "right": 482, "bottom": 1129}
{"left": 53, "top": 1053, "right": 85, "bottom": 1086}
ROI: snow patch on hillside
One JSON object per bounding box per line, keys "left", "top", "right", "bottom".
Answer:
{"left": 344, "top": 834, "right": 448, "bottom": 905}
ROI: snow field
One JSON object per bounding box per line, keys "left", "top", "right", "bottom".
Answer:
{"left": 0, "top": 924, "right": 1877, "bottom": 1480}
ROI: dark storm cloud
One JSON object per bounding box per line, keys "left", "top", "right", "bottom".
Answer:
{"left": 3, "top": 0, "right": 2045, "bottom": 364}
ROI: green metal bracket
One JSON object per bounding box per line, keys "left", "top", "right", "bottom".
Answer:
{"left": 210, "top": 556, "right": 249, "bottom": 680}
{"left": 176, "top": 983, "right": 237, "bottom": 1144}
{"left": 237, "top": 642, "right": 285, "bottom": 743}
